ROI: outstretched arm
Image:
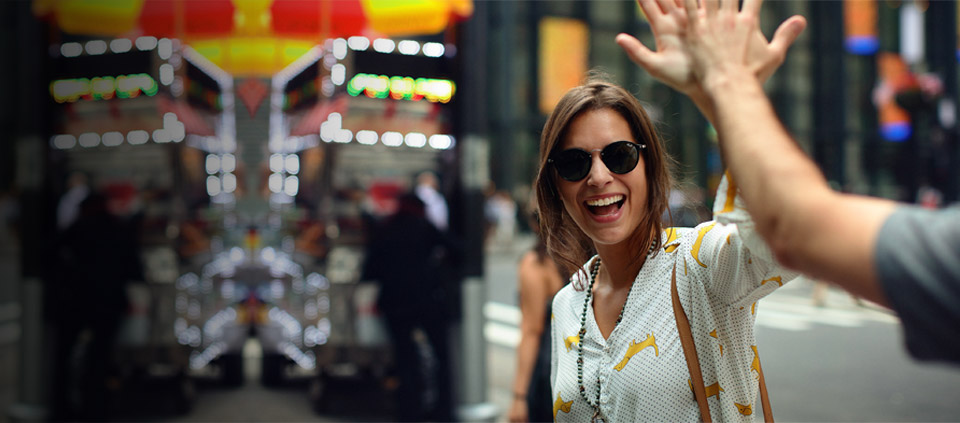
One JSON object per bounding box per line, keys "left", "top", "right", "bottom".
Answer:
{"left": 619, "top": 0, "right": 895, "bottom": 305}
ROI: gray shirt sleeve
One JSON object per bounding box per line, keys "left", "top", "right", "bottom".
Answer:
{"left": 875, "top": 205, "right": 960, "bottom": 364}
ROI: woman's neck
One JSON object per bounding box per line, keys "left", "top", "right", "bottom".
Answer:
{"left": 593, "top": 231, "right": 653, "bottom": 290}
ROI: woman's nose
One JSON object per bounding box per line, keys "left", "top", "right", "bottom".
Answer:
{"left": 585, "top": 153, "right": 612, "bottom": 187}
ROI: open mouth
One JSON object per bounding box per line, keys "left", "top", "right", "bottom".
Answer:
{"left": 585, "top": 194, "right": 625, "bottom": 216}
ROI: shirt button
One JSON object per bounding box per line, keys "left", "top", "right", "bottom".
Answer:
{"left": 601, "top": 395, "right": 609, "bottom": 404}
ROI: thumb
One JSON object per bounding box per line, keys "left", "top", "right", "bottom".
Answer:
{"left": 616, "top": 34, "right": 659, "bottom": 71}
{"left": 769, "top": 15, "right": 806, "bottom": 55}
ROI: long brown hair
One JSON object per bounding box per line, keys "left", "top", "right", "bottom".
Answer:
{"left": 534, "top": 79, "right": 674, "bottom": 287}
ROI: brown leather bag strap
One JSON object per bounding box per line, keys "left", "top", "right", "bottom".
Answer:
{"left": 757, "top": 352, "right": 774, "bottom": 422}
{"left": 671, "top": 264, "right": 712, "bottom": 423}
{"left": 671, "top": 264, "right": 775, "bottom": 422}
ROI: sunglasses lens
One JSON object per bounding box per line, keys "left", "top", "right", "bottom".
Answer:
{"left": 554, "top": 150, "right": 591, "bottom": 181}
{"left": 602, "top": 141, "right": 640, "bottom": 174}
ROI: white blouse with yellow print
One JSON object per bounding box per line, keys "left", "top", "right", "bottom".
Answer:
{"left": 550, "top": 173, "right": 799, "bottom": 422}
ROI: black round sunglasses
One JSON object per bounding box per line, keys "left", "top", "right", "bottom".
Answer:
{"left": 548, "top": 140, "right": 646, "bottom": 182}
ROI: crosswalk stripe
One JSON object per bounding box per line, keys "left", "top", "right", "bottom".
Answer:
{"left": 484, "top": 321, "right": 520, "bottom": 348}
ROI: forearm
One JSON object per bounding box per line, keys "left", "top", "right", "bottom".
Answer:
{"left": 705, "top": 70, "right": 828, "bottom": 240}
{"left": 511, "top": 334, "right": 539, "bottom": 397}
{"left": 703, "top": 69, "right": 896, "bottom": 302}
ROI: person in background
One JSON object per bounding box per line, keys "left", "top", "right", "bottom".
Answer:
{"left": 415, "top": 171, "right": 449, "bottom": 232}
{"left": 57, "top": 171, "right": 89, "bottom": 231}
{"left": 363, "top": 193, "right": 457, "bottom": 422}
{"left": 51, "top": 192, "right": 142, "bottom": 421}
{"left": 616, "top": 0, "right": 959, "bottom": 363}
{"left": 508, "top": 202, "right": 567, "bottom": 423}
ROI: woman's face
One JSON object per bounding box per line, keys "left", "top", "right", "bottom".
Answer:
{"left": 555, "top": 108, "right": 648, "bottom": 249}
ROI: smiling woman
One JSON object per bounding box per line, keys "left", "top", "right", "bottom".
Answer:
{"left": 535, "top": 78, "right": 800, "bottom": 423}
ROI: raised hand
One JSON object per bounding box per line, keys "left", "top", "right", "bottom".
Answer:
{"left": 616, "top": 0, "right": 805, "bottom": 93}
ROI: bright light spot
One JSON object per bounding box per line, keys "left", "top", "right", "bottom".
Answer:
{"left": 85, "top": 40, "right": 107, "bottom": 55}
{"left": 78, "top": 132, "right": 100, "bottom": 148}
{"left": 222, "top": 173, "right": 237, "bottom": 193}
{"left": 229, "top": 247, "right": 244, "bottom": 263}
{"left": 60, "top": 43, "right": 82, "bottom": 57}
{"left": 347, "top": 36, "right": 370, "bottom": 51}
{"left": 163, "top": 112, "right": 179, "bottom": 127}
{"left": 334, "top": 129, "right": 352, "bottom": 143}
{"left": 268, "top": 173, "right": 283, "bottom": 193}
{"left": 158, "top": 38, "right": 173, "bottom": 60}
{"left": 159, "top": 64, "right": 175, "bottom": 86}
{"left": 127, "top": 130, "right": 149, "bottom": 145}
{"left": 331, "top": 64, "right": 345, "bottom": 86}
{"left": 206, "top": 154, "right": 221, "bottom": 175}
{"left": 373, "top": 38, "right": 395, "bottom": 53}
{"left": 284, "top": 154, "right": 299, "bottom": 174}
{"left": 270, "top": 280, "right": 284, "bottom": 299}
{"left": 429, "top": 134, "right": 454, "bottom": 150}
{"left": 152, "top": 129, "right": 170, "bottom": 143}
{"left": 221, "top": 154, "right": 236, "bottom": 173}
{"left": 269, "top": 154, "right": 284, "bottom": 173}
{"left": 356, "top": 130, "right": 378, "bottom": 145}
{"left": 109, "top": 39, "right": 132, "bottom": 54}
{"left": 333, "top": 38, "right": 348, "bottom": 60}
{"left": 404, "top": 132, "right": 427, "bottom": 148}
{"left": 327, "top": 113, "right": 342, "bottom": 128}
{"left": 170, "top": 122, "right": 185, "bottom": 142}
{"left": 382, "top": 131, "right": 403, "bottom": 147}
{"left": 423, "top": 42, "right": 445, "bottom": 57}
{"left": 261, "top": 247, "right": 276, "bottom": 263}
{"left": 283, "top": 176, "right": 299, "bottom": 196}
{"left": 171, "top": 77, "right": 184, "bottom": 96}
{"left": 398, "top": 40, "right": 420, "bottom": 55}
{"left": 206, "top": 175, "right": 222, "bottom": 196}
{"left": 136, "top": 36, "right": 158, "bottom": 51}
{"left": 319, "top": 122, "right": 334, "bottom": 142}
{"left": 102, "top": 131, "right": 123, "bottom": 147}
{"left": 52, "top": 134, "right": 76, "bottom": 150}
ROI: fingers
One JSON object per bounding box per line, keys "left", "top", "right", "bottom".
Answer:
{"left": 720, "top": 0, "right": 737, "bottom": 13}
{"left": 655, "top": 0, "right": 679, "bottom": 15}
{"left": 682, "top": 0, "right": 699, "bottom": 24}
{"left": 741, "top": 0, "right": 763, "bottom": 16}
{"left": 616, "top": 34, "right": 658, "bottom": 70}
{"left": 769, "top": 15, "right": 807, "bottom": 54}
{"left": 703, "top": 0, "right": 719, "bottom": 17}
{"left": 639, "top": 0, "right": 663, "bottom": 19}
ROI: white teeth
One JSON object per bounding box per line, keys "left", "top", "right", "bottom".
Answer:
{"left": 586, "top": 195, "right": 624, "bottom": 207}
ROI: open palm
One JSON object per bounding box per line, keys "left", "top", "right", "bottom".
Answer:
{"left": 617, "top": 0, "right": 806, "bottom": 93}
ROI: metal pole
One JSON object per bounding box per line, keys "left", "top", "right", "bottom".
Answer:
{"left": 453, "top": 1, "right": 496, "bottom": 420}
{"left": 8, "top": 1, "right": 50, "bottom": 421}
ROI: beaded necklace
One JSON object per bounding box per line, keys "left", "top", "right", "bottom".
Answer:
{"left": 577, "top": 241, "right": 655, "bottom": 423}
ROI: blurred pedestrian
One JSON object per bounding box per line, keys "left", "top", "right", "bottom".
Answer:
{"left": 508, "top": 203, "right": 567, "bottom": 423}
{"left": 618, "top": 0, "right": 959, "bottom": 364}
{"left": 51, "top": 191, "right": 142, "bottom": 421}
{"left": 57, "top": 171, "right": 89, "bottom": 231}
{"left": 415, "top": 171, "right": 449, "bottom": 232}
{"left": 363, "top": 192, "right": 458, "bottom": 422}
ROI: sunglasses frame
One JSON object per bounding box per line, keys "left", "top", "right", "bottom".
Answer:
{"left": 548, "top": 140, "right": 647, "bottom": 182}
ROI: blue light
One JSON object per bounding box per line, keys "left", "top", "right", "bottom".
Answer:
{"left": 881, "top": 122, "right": 911, "bottom": 142}
{"left": 845, "top": 36, "right": 879, "bottom": 55}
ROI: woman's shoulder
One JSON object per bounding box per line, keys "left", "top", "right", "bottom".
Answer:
{"left": 553, "top": 257, "right": 594, "bottom": 301}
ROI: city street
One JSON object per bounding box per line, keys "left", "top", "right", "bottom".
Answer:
{"left": 143, "top": 234, "right": 960, "bottom": 422}
{"left": 484, "top": 235, "right": 960, "bottom": 422}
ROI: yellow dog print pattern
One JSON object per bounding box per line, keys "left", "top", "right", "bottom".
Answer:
{"left": 550, "top": 173, "right": 799, "bottom": 422}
